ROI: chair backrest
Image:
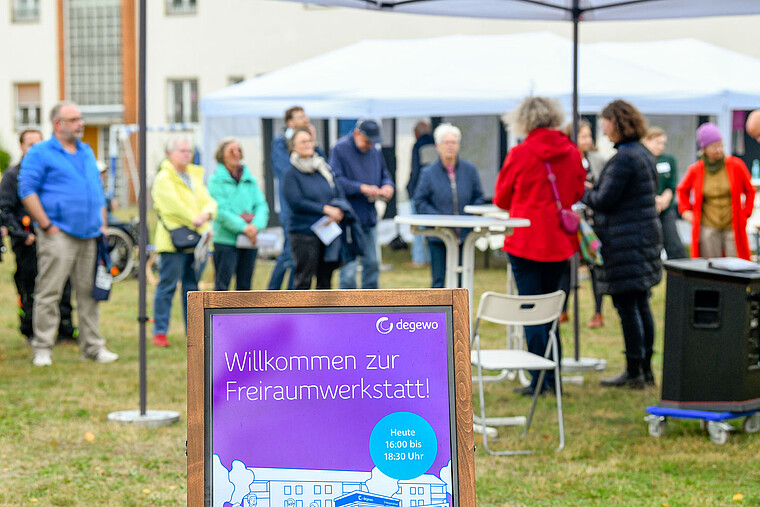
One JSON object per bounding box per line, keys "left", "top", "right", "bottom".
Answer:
{"left": 476, "top": 290, "right": 566, "bottom": 327}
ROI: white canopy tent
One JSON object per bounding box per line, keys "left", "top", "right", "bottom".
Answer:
{"left": 200, "top": 32, "right": 760, "bottom": 168}
{"left": 268, "top": 0, "right": 758, "bottom": 21}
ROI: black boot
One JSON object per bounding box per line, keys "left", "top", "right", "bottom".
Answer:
{"left": 642, "top": 352, "right": 656, "bottom": 386}
{"left": 600, "top": 358, "right": 644, "bottom": 389}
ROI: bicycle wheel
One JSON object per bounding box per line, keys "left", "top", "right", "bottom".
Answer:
{"left": 106, "top": 227, "right": 135, "bottom": 283}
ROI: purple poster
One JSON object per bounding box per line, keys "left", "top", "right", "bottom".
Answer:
{"left": 210, "top": 309, "right": 455, "bottom": 507}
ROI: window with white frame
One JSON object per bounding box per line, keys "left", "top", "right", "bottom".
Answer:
{"left": 167, "top": 79, "right": 198, "bottom": 124}
{"left": 166, "top": 0, "right": 196, "bottom": 14}
{"left": 15, "top": 83, "right": 41, "bottom": 130}
{"left": 12, "top": 0, "right": 39, "bottom": 22}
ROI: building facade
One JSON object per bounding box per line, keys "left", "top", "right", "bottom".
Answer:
{"left": 1, "top": 1, "right": 758, "bottom": 204}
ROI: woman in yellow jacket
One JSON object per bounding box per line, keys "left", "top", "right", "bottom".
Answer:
{"left": 152, "top": 137, "right": 217, "bottom": 347}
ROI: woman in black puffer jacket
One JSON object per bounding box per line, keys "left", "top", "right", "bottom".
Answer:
{"left": 582, "top": 100, "right": 663, "bottom": 389}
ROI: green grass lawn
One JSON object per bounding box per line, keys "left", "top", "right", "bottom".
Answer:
{"left": 0, "top": 241, "right": 758, "bottom": 506}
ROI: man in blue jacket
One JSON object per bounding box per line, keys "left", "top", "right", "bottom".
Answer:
{"left": 330, "top": 119, "right": 394, "bottom": 289}
{"left": 0, "top": 129, "right": 77, "bottom": 343}
{"left": 19, "top": 101, "right": 118, "bottom": 366}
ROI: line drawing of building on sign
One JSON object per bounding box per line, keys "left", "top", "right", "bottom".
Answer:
{"left": 213, "top": 455, "right": 451, "bottom": 507}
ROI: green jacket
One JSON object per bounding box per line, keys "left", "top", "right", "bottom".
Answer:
{"left": 207, "top": 163, "right": 270, "bottom": 246}
{"left": 656, "top": 153, "right": 678, "bottom": 213}
{"left": 152, "top": 159, "right": 217, "bottom": 253}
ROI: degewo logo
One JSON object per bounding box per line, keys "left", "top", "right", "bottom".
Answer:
{"left": 375, "top": 317, "right": 393, "bottom": 335}
{"left": 375, "top": 316, "right": 439, "bottom": 334}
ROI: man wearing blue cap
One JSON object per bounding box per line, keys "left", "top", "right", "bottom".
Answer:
{"left": 330, "top": 119, "right": 395, "bottom": 289}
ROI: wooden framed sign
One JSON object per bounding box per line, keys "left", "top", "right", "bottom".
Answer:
{"left": 187, "top": 289, "right": 475, "bottom": 507}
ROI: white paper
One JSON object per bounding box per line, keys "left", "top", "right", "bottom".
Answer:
{"left": 310, "top": 215, "right": 342, "bottom": 245}
{"left": 194, "top": 230, "right": 212, "bottom": 271}
{"left": 707, "top": 257, "right": 760, "bottom": 272}
{"left": 236, "top": 232, "right": 278, "bottom": 249}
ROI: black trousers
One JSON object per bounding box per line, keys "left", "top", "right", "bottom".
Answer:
{"left": 290, "top": 232, "right": 339, "bottom": 290}
{"left": 611, "top": 290, "right": 654, "bottom": 360}
{"left": 660, "top": 207, "right": 687, "bottom": 260}
{"left": 12, "top": 240, "right": 76, "bottom": 339}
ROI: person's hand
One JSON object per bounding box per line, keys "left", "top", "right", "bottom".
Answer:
{"left": 24, "top": 233, "right": 36, "bottom": 246}
{"left": 681, "top": 210, "right": 693, "bottom": 224}
{"left": 584, "top": 181, "right": 594, "bottom": 189}
{"left": 243, "top": 224, "right": 258, "bottom": 244}
{"left": 100, "top": 225, "right": 109, "bottom": 237}
{"left": 192, "top": 212, "right": 211, "bottom": 228}
{"left": 323, "top": 205, "right": 344, "bottom": 223}
{"left": 378, "top": 185, "right": 395, "bottom": 200}
{"left": 360, "top": 184, "right": 380, "bottom": 199}
{"left": 654, "top": 195, "right": 667, "bottom": 213}
{"left": 0, "top": 226, "right": 7, "bottom": 238}
{"left": 44, "top": 225, "right": 61, "bottom": 235}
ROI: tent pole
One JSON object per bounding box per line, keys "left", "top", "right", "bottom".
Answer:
{"left": 138, "top": 0, "right": 148, "bottom": 415}
{"left": 108, "top": 0, "right": 179, "bottom": 427}
{"left": 572, "top": 0, "right": 580, "bottom": 362}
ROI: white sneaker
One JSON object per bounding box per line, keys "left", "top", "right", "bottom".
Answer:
{"left": 32, "top": 349, "right": 52, "bottom": 367}
{"left": 92, "top": 348, "right": 119, "bottom": 363}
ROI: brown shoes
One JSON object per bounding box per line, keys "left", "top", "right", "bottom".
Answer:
{"left": 587, "top": 313, "right": 604, "bottom": 328}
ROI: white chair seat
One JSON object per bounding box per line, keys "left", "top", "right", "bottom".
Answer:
{"left": 472, "top": 349, "right": 556, "bottom": 371}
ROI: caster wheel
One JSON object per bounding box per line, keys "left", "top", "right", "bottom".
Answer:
{"left": 707, "top": 421, "right": 730, "bottom": 445}
{"left": 743, "top": 413, "right": 760, "bottom": 434}
{"left": 645, "top": 415, "right": 666, "bottom": 437}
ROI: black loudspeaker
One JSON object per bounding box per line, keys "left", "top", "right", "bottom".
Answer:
{"left": 660, "top": 259, "right": 760, "bottom": 412}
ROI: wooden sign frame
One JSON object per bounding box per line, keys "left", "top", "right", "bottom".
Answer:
{"left": 187, "top": 289, "right": 475, "bottom": 507}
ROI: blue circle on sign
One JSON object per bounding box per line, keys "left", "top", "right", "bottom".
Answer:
{"left": 368, "top": 411, "right": 438, "bottom": 480}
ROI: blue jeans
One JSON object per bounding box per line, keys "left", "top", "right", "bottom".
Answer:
{"left": 339, "top": 226, "right": 379, "bottom": 289}
{"left": 268, "top": 224, "right": 295, "bottom": 290}
{"left": 213, "top": 243, "right": 257, "bottom": 291}
{"left": 508, "top": 254, "right": 567, "bottom": 391}
{"left": 410, "top": 200, "right": 429, "bottom": 265}
{"left": 153, "top": 252, "right": 199, "bottom": 335}
{"left": 611, "top": 290, "right": 654, "bottom": 360}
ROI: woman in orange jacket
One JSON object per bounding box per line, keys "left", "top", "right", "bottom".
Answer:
{"left": 676, "top": 123, "right": 754, "bottom": 260}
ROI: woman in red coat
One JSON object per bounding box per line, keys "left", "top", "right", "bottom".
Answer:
{"left": 494, "top": 96, "right": 586, "bottom": 396}
{"left": 677, "top": 123, "right": 754, "bottom": 260}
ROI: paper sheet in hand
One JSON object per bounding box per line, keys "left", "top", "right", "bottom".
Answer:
{"left": 707, "top": 257, "right": 760, "bottom": 272}
{"left": 310, "top": 216, "right": 342, "bottom": 245}
{"left": 194, "top": 230, "right": 212, "bottom": 271}
{"left": 236, "top": 232, "right": 278, "bottom": 249}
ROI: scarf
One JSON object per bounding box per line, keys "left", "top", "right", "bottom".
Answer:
{"left": 290, "top": 152, "right": 334, "bottom": 188}
{"left": 701, "top": 153, "right": 725, "bottom": 174}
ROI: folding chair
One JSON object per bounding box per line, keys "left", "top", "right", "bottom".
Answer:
{"left": 471, "top": 290, "right": 566, "bottom": 455}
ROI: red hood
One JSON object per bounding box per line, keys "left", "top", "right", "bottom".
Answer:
{"left": 522, "top": 128, "right": 577, "bottom": 162}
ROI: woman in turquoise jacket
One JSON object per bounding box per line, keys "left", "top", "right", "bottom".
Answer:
{"left": 208, "top": 138, "right": 270, "bottom": 291}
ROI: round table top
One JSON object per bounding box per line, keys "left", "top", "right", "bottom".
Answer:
{"left": 394, "top": 214, "right": 530, "bottom": 229}
{"left": 462, "top": 204, "right": 510, "bottom": 218}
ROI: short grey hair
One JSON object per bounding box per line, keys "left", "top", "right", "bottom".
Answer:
{"left": 433, "top": 123, "right": 462, "bottom": 145}
{"left": 166, "top": 135, "right": 192, "bottom": 154}
{"left": 508, "top": 96, "right": 565, "bottom": 137}
{"left": 50, "top": 100, "right": 77, "bottom": 124}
